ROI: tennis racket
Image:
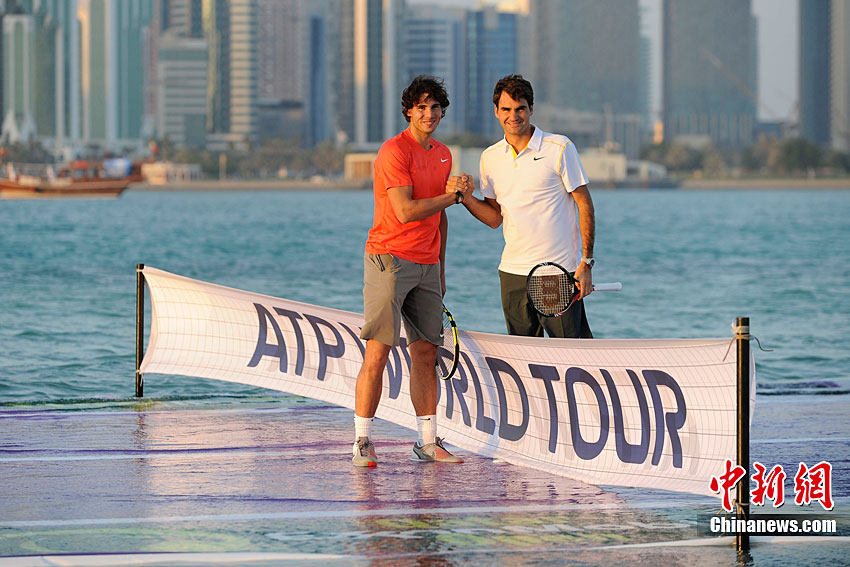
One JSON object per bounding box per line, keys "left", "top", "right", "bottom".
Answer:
{"left": 437, "top": 304, "right": 460, "bottom": 379}
{"left": 527, "top": 262, "right": 622, "bottom": 317}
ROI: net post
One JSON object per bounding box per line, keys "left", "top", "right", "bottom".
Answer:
{"left": 735, "top": 316, "right": 751, "bottom": 554}
{"left": 135, "top": 263, "right": 145, "bottom": 398}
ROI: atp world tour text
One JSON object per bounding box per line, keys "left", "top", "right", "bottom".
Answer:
{"left": 247, "top": 302, "right": 687, "bottom": 468}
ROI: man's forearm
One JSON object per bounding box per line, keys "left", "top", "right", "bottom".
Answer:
{"left": 463, "top": 196, "right": 502, "bottom": 228}
{"left": 573, "top": 185, "right": 595, "bottom": 257}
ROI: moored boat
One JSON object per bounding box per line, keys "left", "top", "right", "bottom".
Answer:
{"left": 0, "top": 159, "right": 143, "bottom": 199}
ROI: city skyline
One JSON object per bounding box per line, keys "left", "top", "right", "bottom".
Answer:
{"left": 0, "top": 0, "right": 842, "bottom": 159}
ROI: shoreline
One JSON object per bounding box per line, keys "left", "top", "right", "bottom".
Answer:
{"left": 130, "top": 179, "right": 369, "bottom": 191}
{"left": 677, "top": 177, "right": 850, "bottom": 190}
{"left": 128, "top": 176, "right": 850, "bottom": 192}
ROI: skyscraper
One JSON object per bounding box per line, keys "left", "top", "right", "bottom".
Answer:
{"left": 306, "top": 5, "right": 332, "bottom": 145}
{"left": 465, "top": 7, "right": 517, "bottom": 139}
{"left": 156, "top": 33, "right": 208, "bottom": 147}
{"left": 531, "top": 0, "right": 640, "bottom": 115}
{"left": 662, "top": 0, "right": 757, "bottom": 149}
{"left": 2, "top": 1, "right": 87, "bottom": 144}
{"left": 257, "top": 0, "right": 302, "bottom": 102}
{"left": 256, "top": 0, "right": 333, "bottom": 146}
{"left": 37, "top": 0, "right": 82, "bottom": 144}
{"left": 77, "top": 0, "right": 152, "bottom": 143}
{"left": 799, "top": 0, "right": 831, "bottom": 145}
{"left": 166, "top": 0, "right": 203, "bottom": 37}
{"left": 402, "top": 4, "right": 465, "bottom": 136}
{"left": 831, "top": 0, "right": 850, "bottom": 151}
{"left": 336, "top": 0, "right": 403, "bottom": 147}
{"left": 2, "top": 12, "right": 39, "bottom": 141}
{"left": 203, "top": 0, "right": 258, "bottom": 150}
{"left": 528, "top": 0, "right": 642, "bottom": 155}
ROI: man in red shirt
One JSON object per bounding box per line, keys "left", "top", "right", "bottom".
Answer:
{"left": 352, "top": 76, "right": 471, "bottom": 467}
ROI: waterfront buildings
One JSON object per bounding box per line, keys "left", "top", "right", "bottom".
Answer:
{"left": 203, "top": 0, "right": 258, "bottom": 151}
{"left": 6, "top": 0, "right": 847, "bottom": 160}
{"left": 796, "top": 0, "right": 850, "bottom": 151}
{"left": 527, "top": 0, "right": 644, "bottom": 157}
{"left": 662, "top": 0, "right": 757, "bottom": 149}
{"left": 799, "top": 0, "right": 832, "bottom": 146}
{"left": 830, "top": 0, "right": 850, "bottom": 151}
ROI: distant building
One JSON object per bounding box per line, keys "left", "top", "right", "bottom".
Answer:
{"left": 799, "top": 0, "right": 832, "bottom": 145}
{"left": 148, "top": 0, "right": 204, "bottom": 133}
{"left": 164, "top": 0, "right": 203, "bottom": 38}
{"left": 831, "top": 0, "right": 850, "bottom": 151}
{"left": 203, "top": 0, "right": 258, "bottom": 151}
{"left": 36, "top": 0, "right": 84, "bottom": 145}
{"left": 2, "top": 12, "right": 39, "bottom": 142}
{"left": 306, "top": 5, "right": 333, "bottom": 145}
{"left": 336, "top": 0, "right": 404, "bottom": 148}
{"left": 531, "top": 103, "right": 643, "bottom": 160}
{"left": 528, "top": 0, "right": 643, "bottom": 157}
{"left": 141, "top": 160, "right": 202, "bottom": 184}
{"left": 77, "top": 0, "right": 152, "bottom": 144}
{"left": 256, "top": 99, "right": 304, "bottom": 141}
{"left": 256, "top": 0, "right": 333, "bottom": 146}
{"left": 156, "top": 33, "right": 208, "bottom": 147}
{"left": 402, "top": 4, "right": 466, "bottom": 136}
{"left": 638, "top": 33, "right": 652, "bottom": 130}
{"left": 400, "top": 4, "right": 518, "bottom": 140}
{"left": 343, "top": 152, "right": 377, "bottom": 183}
{"left": 798, "top": 0, "right": 850, "bottom": 152}
{"left": 465, "top": 7, "right": 517, "bottom": 139}
{"left": 662, "top": 0, "right": 757, "bottom": 149}
{"left": 258, "top": 0, "right": 303, "bottom": 103}
{"left": 579, "top": 147, "right": 628, "bottom": 185}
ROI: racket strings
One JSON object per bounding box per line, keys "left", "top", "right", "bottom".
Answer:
{"left": 439, "top": 307, "right": 460, "bottom": 379}
{"left": 441, "top": 311, "right": 453, "bottom": 347}
{"left": 529, "top": 271, "right": 576, "bottom": 315}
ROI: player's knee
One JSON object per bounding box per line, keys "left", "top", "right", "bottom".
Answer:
{"left": 408, "top": 339, "right": 437, "bottom": 363}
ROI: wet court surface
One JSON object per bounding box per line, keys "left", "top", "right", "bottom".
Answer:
{"left": 1, "top": 399, "right": 848, "bottom": 566}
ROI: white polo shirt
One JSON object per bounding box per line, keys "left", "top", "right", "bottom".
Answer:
{"left": 479, "top": 125, "right": 589, "bottom": 275}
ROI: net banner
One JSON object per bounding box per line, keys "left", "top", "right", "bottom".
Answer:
{"left": 140, "top": 266, "right": 756, "bottom": 497}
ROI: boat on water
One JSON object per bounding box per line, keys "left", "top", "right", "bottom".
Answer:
{"left": 0, "top": 159, "right": 143, "bottom": 199}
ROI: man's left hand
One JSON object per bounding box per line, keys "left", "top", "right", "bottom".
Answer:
{"left": 574, "top": 263, "right": 593, "bottom": 301}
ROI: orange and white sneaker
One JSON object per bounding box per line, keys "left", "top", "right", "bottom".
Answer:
{"left": 352, "top": 436, "right": 378, "bottom": 467}
{"left": 411, "top": 437, "right": 463, "bottom": 463}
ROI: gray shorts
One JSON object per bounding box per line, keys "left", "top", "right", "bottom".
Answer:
{"left": 360, "top": 253, "right": 443, "bottom": 347}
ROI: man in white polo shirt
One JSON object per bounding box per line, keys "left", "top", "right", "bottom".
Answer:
{"left": 459, "top": 74, "right": 596, "bottom": 338}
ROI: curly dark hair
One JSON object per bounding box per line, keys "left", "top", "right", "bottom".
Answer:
{"left": 401, "top": 75, "right": 450, "bottom": 122}
{"left": 492, "top": 74, "right": 534, "bottom": 108}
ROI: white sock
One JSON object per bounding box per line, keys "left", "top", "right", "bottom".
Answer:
{"left": 354, "top": 415, "right": 373, "bottom": 441}
{"left": 417, "top": 415, "right": 437, "bottom": 446}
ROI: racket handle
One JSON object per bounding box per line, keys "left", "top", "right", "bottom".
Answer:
{"left": 594, "top": 282, "right": 622, "bottom": 292}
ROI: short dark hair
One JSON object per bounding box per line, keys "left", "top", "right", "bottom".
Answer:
{"left": 493, "top": 74, "right": 534, "bottom": 108}
{"left": 401, "top": 75, "right": 450, "bottom": 122}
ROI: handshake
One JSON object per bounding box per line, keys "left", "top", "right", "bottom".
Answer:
{"left": 446, "top": 173, "right": 475, "bottom": 204}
